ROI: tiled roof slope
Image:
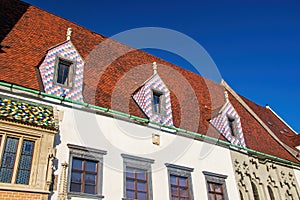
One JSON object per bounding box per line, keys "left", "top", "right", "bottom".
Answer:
{"left": 0, "top": 0, "right": 105, "bottom": 90}
{"left": 241, "top": 96, "right": 300, "bottom": 149}
{"left": 229, "top": 93, "right": 299, "bottom": 163}
{"left": 1, "top": 0, "right": 299, "bottom": 163}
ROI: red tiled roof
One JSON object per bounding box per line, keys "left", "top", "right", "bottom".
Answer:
{"left": 1, "top": 0, "right": 298, "bottom": 163}
{"left": 241, "top": 96, "right": 300, "bottom": 149}
{"left": 0, "top": 0, "right": 105, "bottom": 90}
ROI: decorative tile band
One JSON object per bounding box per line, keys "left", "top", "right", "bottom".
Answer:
{"left": 0, "top": 97, "right": 56, "bottom": 129}
{"left": 133, "top": 74, "right": 173, "bottom": 126}
{"left": 210, "top": 102, "right": 246, "bottom": 147}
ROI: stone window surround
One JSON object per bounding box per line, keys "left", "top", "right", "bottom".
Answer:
{"left": 151, "top": 89, "right": 166, "bottom": 116}
{"left": 121, "top": 154, "right": 155, "bottom": 200}
{"left": 53, "top": 55, "right": 76, "bottom": 89}
{"left": 203, "top": 171, "right": 229, "bottom": 200}
{"left": 67, "top": 144, "right": 107, "bottom": 200}
{"left": 0, "top": 120, "right": 57, "bottom": 194}
{"left": 166, "top": 163, "right": 194, "bottom": 200}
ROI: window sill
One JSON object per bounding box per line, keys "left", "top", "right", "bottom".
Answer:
{"left": 68, "top": 192, "right": 104, "bottom": 199}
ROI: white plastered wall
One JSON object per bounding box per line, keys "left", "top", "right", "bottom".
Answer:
{"left": 51, "top": 106, "right": 240, "bottom": 200}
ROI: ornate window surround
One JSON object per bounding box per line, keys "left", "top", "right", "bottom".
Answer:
{"left": 166, "top": 163, "right": 194, "bottom": 200}
{"left": 121, "top": 154, "right": 154, "bottom": 200}
{"left": 203, "top": 171, "right": 229, "bottom": 200}
{"left": 67, "top": 144, "right": 107, "bottom": 200}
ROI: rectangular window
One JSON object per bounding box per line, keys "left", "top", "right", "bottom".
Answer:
{"left": 166, "top": 163, "right": 194, "bottom": 200}
{"left": 54, "top": 57, "right": 75, "bottom": 88}
{"left": 16, "top": 140, "right": 35, "bottom": 184}
{"left": 227, "top": 116, "right": 236, "bottom": 136}
{"left": 153, "top": 91, "right": 163, "bottom": 114}
{"left": 170, "top": 175, "right": 190, "bottom": 200}
{"left": 0, "top": 137, "right": 35, "bottom": 184}
{"left": 0, "top": 137, "right": 19, "bottom": 183}
{"left": 57, "top": 60, "right": 71, "bottom": 85}
{"left": 125, "top": 167, "right": 148, "bottom": 199}
{"left": 207, "top": 182, "right": 224, "bottom": 200}
{"left": 122, "top": 154, "right": 154, "bottom": 200}
{"left": 203, "top": 171, "right": 228, "bottom": 200}
{"left": 70, "top": 158, "right": 98, "bottom": 194}
{"left": 68, "top": 144, "right": 106, "bottom": 199}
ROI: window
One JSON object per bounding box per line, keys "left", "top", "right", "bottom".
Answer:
{"left": 203, "top": 171, "right": 228, "bottom": 200}
{"left": 227, "top": 116, "right": 236, "bottom": 136}
{"left": 166, "top": 163, "right": 194, "bottom": 200}
{"left": 0, "top": 136, "right": 35, "bottom": 185}
{"left": 122, "top": 154, "right": 154, "bottom": 200}
{"left": 267, "top": 186, "right": 275, "bottom": 200}
{"left": 68, "top": 144, "right": 107, "bottom": 199}
{"left": 54, "top": 56, "right": 75, "bottom": 88}
{"left": 152, "top": 90, "right": 163, "bottom": 114}
{"left": 70, "top": 158, "right": 98, "bottom": 194}
{"left": 251, "top": 181, "right": 260, "bottom": 200}
{"left": 170, "top": 175, "right": 190, "bottom": 200}
{"left": 207, "top": 182, "right": 225, "bottom": 200}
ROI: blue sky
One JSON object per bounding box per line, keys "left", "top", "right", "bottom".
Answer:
{"left": 24, "top": 0, "right": 300, "bottom": 133}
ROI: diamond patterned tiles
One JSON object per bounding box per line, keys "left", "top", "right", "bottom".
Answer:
{"left": 0, "top": 97, "right": 56, "bottom": 129}
{"left": 210, "top": 102, "right": 246, "bottom": 147}
{"left": 133, "top": 74, "right": 173, "bottom": 126}
{"left": 39, "top": 41, "right": 84, "bottom": 102}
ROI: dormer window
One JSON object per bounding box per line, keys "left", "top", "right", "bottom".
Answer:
{"left": 152, "top": 91, "right": 163, "bottom": 114}
{"left": 227, "top": 116, "right": 236, "bottom": 136}
{"left": 54, "top": 56, "right": 75, "bottom": 88}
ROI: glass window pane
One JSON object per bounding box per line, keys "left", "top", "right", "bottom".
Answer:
{"left": 84, "top": 184, "right": 96, "bottom": 194}
{"left": 22, "top": 140, "right": 34, "bottom": 155}
{"left": 136, "top": 170, "right": 146, "bottom": 180}
{"left": 0, "top": 137, "right": 19, "bottom": 183}
{"left": 70, "top": 183, "right": 81, "bottom": 192}
{"left": 0, "top": 168, "right": 13, "bottom": 183}
{"left": 216, "top": 194, "right": 224, "bottom": 200}
{"left": 178, "top": 176, "right": 187, "bottom": 186}
{"left": 171, "top": 186, "right": 178, "bottom": 196}
{"left": 71, "top": 172, "right": 82, "bottom": 183}
{"left": 215, "top": 183, "right": 222, "bottom": 193}
{"left": 180, "top": 188, "right": 189, "bottom": 197}
{"left": 137, "top": 191, "right": 147, "bottom": 200}
{"left": 85, "top": 160, "right": 97, "bottom": 172}
{"left": 208, "top": 182, "right": 214, "bottom": 192}
{"left": 72, "top": 158, "right": 83, "bottom": 170}
{"left": 208, "top": 193, "right": 215, "bottom": 200}
{"left": 137, "top": 181, "right": 147, "bottom": 191}
{"left": 126, "top": 190, "right": 135, "bottom": 199}
{"left": 16, "top": 169, "right": 30, "bottom": 184}
{"left": 170, "top": 175, "right": 177, "bottom": 185}
{"left": 85, "top": 174, "right": 96, "bottom": 185}
{"left": 126, "top": 179, "right": 134, "bottom": 190}
{"left": 126, "top": 167, "right": 135, "bottom": 179}
{"left": 57, "top": 62, "right": 70, "bottom": 85}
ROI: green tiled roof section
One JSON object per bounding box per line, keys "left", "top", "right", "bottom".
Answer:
{"left": 0, "top": 97, "right": 56, "bottom": 129}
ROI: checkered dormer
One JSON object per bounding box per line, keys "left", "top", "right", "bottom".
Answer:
{"left": 39, "top": 41, "right": 84, "bottom": 102}
{"left": 210, "top": 102, "right": 246, "bottom": 147}
{"left": 133, "top": 74, "right": 173, "bottom": 126}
